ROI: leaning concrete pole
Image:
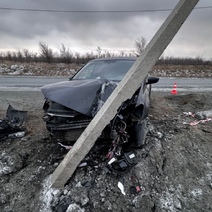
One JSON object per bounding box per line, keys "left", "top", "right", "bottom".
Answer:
{"left": 51, "top": 0, "right": 199, "bottom": 188}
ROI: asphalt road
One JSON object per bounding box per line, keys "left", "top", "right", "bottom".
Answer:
{"left": 0, "top": 76, "right": 211, "bottom": 111}
{"left": 0, "top": 76, "right": 212, "bottom": 92}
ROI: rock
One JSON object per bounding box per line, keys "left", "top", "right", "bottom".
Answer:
{"left": 53, "top": 189, "right": 62, "bottom": 199}
{"left": 174, "top": 198, "right": 182, "bottom": 210}
{"left": 63, "top": 189, "right": 68, "bottom": 195}
{"left": 133, "top": 195, "right": 155, "bottom": 210}
{"left": 0, "top": 151, "right": 24, "bottom": 176}
{"left": 104, "top": 200, "right": 112, "bottom": 210}
{"left": 10, "top": 65, "right": 18, "bottom": 70}
{"left": 8, "top": 70, "right": 22, "bottom": 75}
{"left": 75, "top": 181, "right": 82, "bottom": 188}
{"left": 156, "top": 132, "right": 163, "bottom": 139}
{"left": 54, "top": 196, "right": 71, "bottom": 212}
{"left": 66, "top": 203, "right": 85, "bottom": 212}
{"left": 80, "top": 194, "right": 89, "bottom": 206}
{"left": 100, "top": 192, "right": 105, "bottom": 197}
{"left": 0, "top": 193, "right": 8, "bottom": 205}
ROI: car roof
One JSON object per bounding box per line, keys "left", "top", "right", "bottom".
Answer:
{"left": 90, "top": 57, "right": 137, "bottom": 62}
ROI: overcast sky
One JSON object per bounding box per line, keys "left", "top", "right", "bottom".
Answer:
{"left": 0, "top": 0, "right": 211, "bottom": 59}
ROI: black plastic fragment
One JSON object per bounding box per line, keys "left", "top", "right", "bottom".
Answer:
{"left": 0, "top": 105, "right": 27, "bottom": 140}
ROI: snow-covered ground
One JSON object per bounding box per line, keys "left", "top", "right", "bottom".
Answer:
{"left": 0, "top": 62, "right": 212, "bottom": 78}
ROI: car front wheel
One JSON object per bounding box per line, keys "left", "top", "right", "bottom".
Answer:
{"left": 130, "top": 119, "right": 147, "bottom": 148}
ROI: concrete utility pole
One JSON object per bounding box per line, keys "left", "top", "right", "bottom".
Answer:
{"left": 51, "top": 0, "right": 199, "bottom": 188}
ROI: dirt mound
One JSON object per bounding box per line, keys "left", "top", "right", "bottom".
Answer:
{"left": 0, "top": 92, "right": 212, "bottom": 212}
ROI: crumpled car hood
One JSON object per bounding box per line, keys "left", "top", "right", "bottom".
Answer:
{"left": 41, "top": 79, "right": 118, "bottom": 117}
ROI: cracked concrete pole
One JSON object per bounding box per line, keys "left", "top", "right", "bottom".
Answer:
{"left": 51, "top": 0, "right": 199, "bottom": 188}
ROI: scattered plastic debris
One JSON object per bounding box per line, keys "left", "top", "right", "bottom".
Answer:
{"left": 118, "top": 181, "right": 126, "bottom": 195}
{"left": 78, "top": 162, "right": 87, "bottom": 167}
{"left": 183, "top": 110, "right": 212, "bottom": 126}
{"left": 188, "top": 118, "right": 212, "bottom": 126}
{"left": 8, "top": 131, "right": 25, "bottom": 138}
{"left": 130, "top": 186, "right": 141, "bottom": 194}
{"left": 107, "top": 150, "right": 137, "bottom": 173}
{"left": 108, "top": 157, "right": 117, "bottom": 165}
{"left": 183, "top": 112, "right": 195, "bottom": 117}
{"left": 0, "top": 105, "right": 27, "bottom": 140}
{"left": 58, "top": 142, "right": 72, "bottom": 150}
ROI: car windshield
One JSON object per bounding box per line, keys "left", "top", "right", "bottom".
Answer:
{"left": 72, "top": 59, "right": 135, "bottom": 81}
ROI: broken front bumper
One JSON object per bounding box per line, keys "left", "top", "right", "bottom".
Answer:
{"left": 43, "top": 100, "right": 92, "bottom": 132}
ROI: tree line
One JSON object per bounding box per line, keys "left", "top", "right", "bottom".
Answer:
{"left": 0, "top": 38, "right": 211, "bottom": 66}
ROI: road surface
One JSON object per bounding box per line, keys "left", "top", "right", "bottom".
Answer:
{"left": 0, "top": 76, "right": 212, "bottom": 92}
{"left": 0, "top": 76, "right": 211, "bottom": 111}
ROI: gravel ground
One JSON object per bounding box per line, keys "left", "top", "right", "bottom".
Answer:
{"left": 0, "top": 62, "right": 212, "bottom": 212}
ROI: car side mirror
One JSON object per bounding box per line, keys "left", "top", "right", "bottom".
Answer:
{"left": 147, "top": 76, "right": 159, "bottom": 84}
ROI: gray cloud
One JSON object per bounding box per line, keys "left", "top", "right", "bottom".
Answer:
{"left": 0, "top": 0, "right": 211, "bottom": 59}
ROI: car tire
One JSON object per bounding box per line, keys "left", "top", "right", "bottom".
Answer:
{"left": 131, "top": 119, "right": 147, "bottom": 148}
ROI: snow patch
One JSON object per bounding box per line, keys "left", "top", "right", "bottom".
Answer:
{"left": 190, "top": 188, "right": 203, "bottom": 198}
{"left": 66, "top": 203, "right": 85, "bottom": 212}
{"left": 159, "top": 185, "right": 183, "bottom": 211}
{"left": 39, "top": 176, "right": 60, "bottom": 212}
{"left": 0, "top": 151, "right": 14, "bottom": 176}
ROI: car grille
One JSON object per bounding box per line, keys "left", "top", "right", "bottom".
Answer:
{"left": 43, "top": 100, "right": 92, "bottom": 131}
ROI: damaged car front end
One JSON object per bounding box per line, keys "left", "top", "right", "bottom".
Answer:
{"left": 41, "top": 57, "right": 159, "bottom": 169}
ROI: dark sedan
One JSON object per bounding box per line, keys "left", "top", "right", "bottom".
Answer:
{"left": 41, "top": 57, "right": 159, "bottom": 163}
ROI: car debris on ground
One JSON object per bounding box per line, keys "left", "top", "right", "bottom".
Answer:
{"left": 0, "top": 105, "right": 27, "bottom": 140}
{"left": 1, "top": 90, "right": 212, "bottom": 212}
{"left": 183, "top": 109, "right": 212, "bottom": 126}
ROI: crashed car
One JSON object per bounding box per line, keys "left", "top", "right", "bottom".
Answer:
{"left": 41, "top": 57, "right": 159, "bottom": 153}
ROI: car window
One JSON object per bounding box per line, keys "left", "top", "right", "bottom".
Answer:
{"left": 73, "top": 63, "right": 96, "bottom": 79}
{"left": 73, "top": 60, "right": 135, "bottom": 81}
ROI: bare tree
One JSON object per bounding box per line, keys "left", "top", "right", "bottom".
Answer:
{"left": 104, "top": 50, "right": 112, "bottom": 58}
{"left": 135, "top": 36, "right": 147, "bottom": 56}
{"left": 17, "top": 49, "right": 23, "bottom": 62}
{"left": 59, "top": 44, "right": 73, "bottom": 63}
{"left": 12, "top": 51, "right": 18, "bottom": 61}
{"left": 128, "top": 50, "right": 136, "bottom": 57}
{"left": 0, "top": 52, "right": 5, "bottom": 61}
{"left": 75, "top": 52, "right": 81, "bottom": 65}
{"left": 23, "top": 49, "right": 32, "bottom": 62}
{"left": 32, "top": 52, "right": 38, "bottom": 62}
{"left": 119, "top": 50, "right": 125, "bottom": 57}
{"left": 39, "top": 42, "right": 54, "bottom": 63}
{"left": 96, "top": 46, "right": 102, "bottom": 58}
{"left": 86, "top": 51, "right": 95, "bottom": 61}
{"left": 6, "top": 51, "right": 12, "bottom": 61}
